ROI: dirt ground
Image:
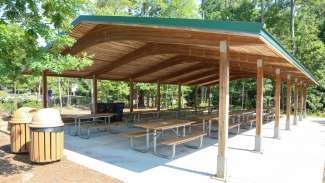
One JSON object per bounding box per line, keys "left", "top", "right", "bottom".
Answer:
{"left": 0, "top": 132, "right": 123, "bottom": 183}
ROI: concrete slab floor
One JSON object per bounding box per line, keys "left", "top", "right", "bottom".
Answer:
{"left": 63, "top": 117, "right": 325, "bottom": 183}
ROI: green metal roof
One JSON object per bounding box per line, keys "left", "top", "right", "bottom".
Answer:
{"left": 71, "top": 15, "right": 318, "bottom": 85}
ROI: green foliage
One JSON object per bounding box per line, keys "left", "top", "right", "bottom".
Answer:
{"left": 0, "top": 102, "right": 17, "bottom": 113}
{"left": 201, "top": 0, "right": 325, "bottom": 114}
{"left": 0, "top": 0, "right": 92, "bottom": 83}
{"left": 21, "top": 100, "right": 41, "bottom": 109}
{"left": 89, "top": 0, "right": 199, "bottom": 18}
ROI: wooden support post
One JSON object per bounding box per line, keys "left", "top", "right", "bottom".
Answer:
{"left": 285, "top": 74, "right": 291, "bottom": 130}
{"left": 303, "top": 84, "right": 307, "bottom": 118}
{"left": 216, "top": 40, "right": 229, "bottom": 179}
{"left": 178, "top": 84, "right": 182, "bottom": 112}
{"left": 299, "top": 81, "right": 303, "bottom": 121}
{"left": 255, "top": 59, "right": 263, "bottom": 152}
{"left": 156, "top": 82, "right": 160, "bottom": 118}
{"left": 293, "top": 78, "right": 298, "bottom": 125}
{"left": 129, "top": 81, "right": 134, "bottom": 113}
{"left": 274, "top": 68, "right": 281, "bottom": 139}
{"left": 42, "top": 71, "right": 48, "bottom": 108}
{"left": 208, "top": 86, "right": 211, "bottom": 113}
{"left": 91, "top": 77, "right": 97, "bottom": 114}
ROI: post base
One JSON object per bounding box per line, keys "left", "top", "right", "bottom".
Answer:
{"left": 254, "top": 136, "right": 262, "bottom": 152}
{"left": 274, "top": 127, "right": 280, "bottom": 139}
{"left": 216, "top": 155, "right": 227, "bottom": 179}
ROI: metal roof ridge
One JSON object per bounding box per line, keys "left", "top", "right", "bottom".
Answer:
{"left": 72, "top": 15, "right": 264, "bottom": 35}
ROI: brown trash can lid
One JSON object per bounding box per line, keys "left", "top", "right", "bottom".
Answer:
{"left": 30, "top": 108, "right": 64, "bottom": 128}
{"left": 10, "top": 107, "right": 37, "bottom": 124}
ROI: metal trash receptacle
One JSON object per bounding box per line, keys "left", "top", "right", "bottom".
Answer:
{"left": 29, "top": 108, "right": 64, "bottom": 163}
{"left": 10, "top": 107, "right": 37, "bottom": 153}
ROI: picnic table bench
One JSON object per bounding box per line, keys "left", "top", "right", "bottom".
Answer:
{"left": 160, "top": 131, "right": 206, "bottom": 159}
{"left": 63, "top": 113, "right": 116, "bottom": 139}
{"left": 129, "top": 119, "right": 200, "bottom": 158}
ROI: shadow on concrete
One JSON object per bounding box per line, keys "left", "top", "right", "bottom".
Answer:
{"left": 228, "top": 146, "right": 253, "bottom": 152}
{"left": 163, "top": 164, "right": 213, "bottom": 177}
{"left": 63, "top": 118, "right": 275, "bottom": 173}
{"left": 64, "top": 125, "right": 218, "bottom": 173}
{"left": 310, "top": 119, "right": 325, "bottom": 126}
{"left": 239, "top": 133, "right": 275, "bottom": 139}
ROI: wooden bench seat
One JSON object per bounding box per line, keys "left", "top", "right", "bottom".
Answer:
{"left": 158, "top": 132, "right": 206, "bottom": 159}
{"left": 80, "top": 123, "right": 108, "bottom": 129}
{"left": 122, "top": 131, "right": 153, "bottom": 138}
{"left": 160, "top": 132, "right": 205, "bottom": 145}
{"left": 122, "top": 131, "right": 153, "bottom": 152}
{"left": 78, "top": 122, "right": 109, "bottom": 139}
{"left": 247, "top": 119, "right": 256, "bottom": 129}
{"left": 229, "top": 123, "right": 241, "bottom": 134}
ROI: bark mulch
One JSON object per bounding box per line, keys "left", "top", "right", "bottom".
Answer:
{"left": 0, "top": 132, "right": 123, "bottom": 183}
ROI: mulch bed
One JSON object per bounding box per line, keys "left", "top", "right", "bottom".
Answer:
{"left": 0, "top": 132, "right": 123, "bottom": 183}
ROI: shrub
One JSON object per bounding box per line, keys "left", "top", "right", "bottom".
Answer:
{"left": 0, "top": 102, "right": 17, "bottom": 113}
{"left": 22, "top": 100, "right": 41, "bottom": 108}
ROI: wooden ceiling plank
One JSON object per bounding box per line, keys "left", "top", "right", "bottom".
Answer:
{"left": 176, "top": 70, "right": 217, "bottom": 83}
{"left": 123, "top": 56, "right": 213, "bottom": 80}
{"left": 186, "top": 74, "right": 218, "bottom": 85}
{"left": 88, "top": 43, "right": 153, "bottom": 77}
{"left": 148, "top": 63, "right": 216, "bottom": 82}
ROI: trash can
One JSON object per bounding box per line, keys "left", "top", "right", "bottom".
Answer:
{"left": 29, "top": 108, "right": 64, "bottom": 163}
{"left": 113, "top": 103, "right": 124, "bottom": 121}
{"left": 10, "top": 107, "right": 37, "bottom": 153}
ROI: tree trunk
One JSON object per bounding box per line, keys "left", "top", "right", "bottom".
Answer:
{"left": 13, "top": 80, "right": 18, "bottom": 109}
{"left": 201, "top": 0, "right": 205, "bottom": 19}
{"left": 146, "top": 92, "right": 150, "bottom": 108}
{"left": 67, "top": 79, "right": 70, "bottom": 106}
{"left": 138, "top": 90, "right": 145, "bottom": 108}
{"left": 241, "top": 83, "right": 245, "bottom": 110}
{"left": 38, "top": 78, "right": 41, "bottom": 101}
{"left": 290, "top": 0, "right": 296, "bottom": 53}
{"left": 261, "top": 0, "right": 265, "bottom": 24}
{"left": 142, "top": 3, "right": 148, "bottom": 16}
{"left": 58, "top": 78, "right": 63, "bottom": 111}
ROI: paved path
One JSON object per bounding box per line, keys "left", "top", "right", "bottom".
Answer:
{"left": 64, "top": 117, "right": 325, "bottom": 183}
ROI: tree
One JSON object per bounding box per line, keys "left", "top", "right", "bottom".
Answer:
{"left": 0, "top": 0, "right": 92, "bottom": 83}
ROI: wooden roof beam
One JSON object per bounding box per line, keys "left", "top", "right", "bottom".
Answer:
{"left": 187, "top": 75, "right": 218, "bottom": 85}
{"left": 147, "top": 63, "right": 216, "bottom": 82}
{"left": 88, "top": 43, "right": 221, "bottom": 77}
{"left": 200, "top": 74, "right": 256, "bottom": 86}
{"left": 177, "top": 70, "right": 217, "bottom": 84}
{"left": 123, "top": 56, "right": 217, "bottom": 80}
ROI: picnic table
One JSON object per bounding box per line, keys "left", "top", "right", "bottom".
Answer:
{"left": 133, "top": 110, "right": 160, "bottom": 122}
{"left": 194, "top": 113, "right": 218, "bottom": 135}
{"left": 134, "top": 119, "right": 195, "bottom": 154}
{"left": 63, "top": 113, "right": 116, "bottom": 138}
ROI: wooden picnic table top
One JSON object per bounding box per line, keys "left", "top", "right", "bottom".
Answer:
{"left": 134, "top": 119, "right": 195, "bottom": 130}
{"left": 195, "top": 114, "right": 219, "bottom": 120}
{"left": 62, "top": 112, "right": 115, "bottom": 119}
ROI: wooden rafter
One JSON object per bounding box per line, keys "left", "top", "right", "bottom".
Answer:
{"left": 123, "top": 56, "right": 207, "bottom": 80}
{"left": 177, "top": 70, "right": 217, "bottom": 84}
{"left": 200, "top": 74, "right": 256, "bottom": 86}
{"left": 187, "top": 75, "right": 218, "bottom": 85}
{"left": 147, "top": 63, "right": 216, "bottom": 82}
{"left": 88, "top": 43, "right": 221, "bottom": 77}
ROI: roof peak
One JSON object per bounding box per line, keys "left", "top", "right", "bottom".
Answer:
{"left": 72, "top": 15, "right": 264, "bottom": 35}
